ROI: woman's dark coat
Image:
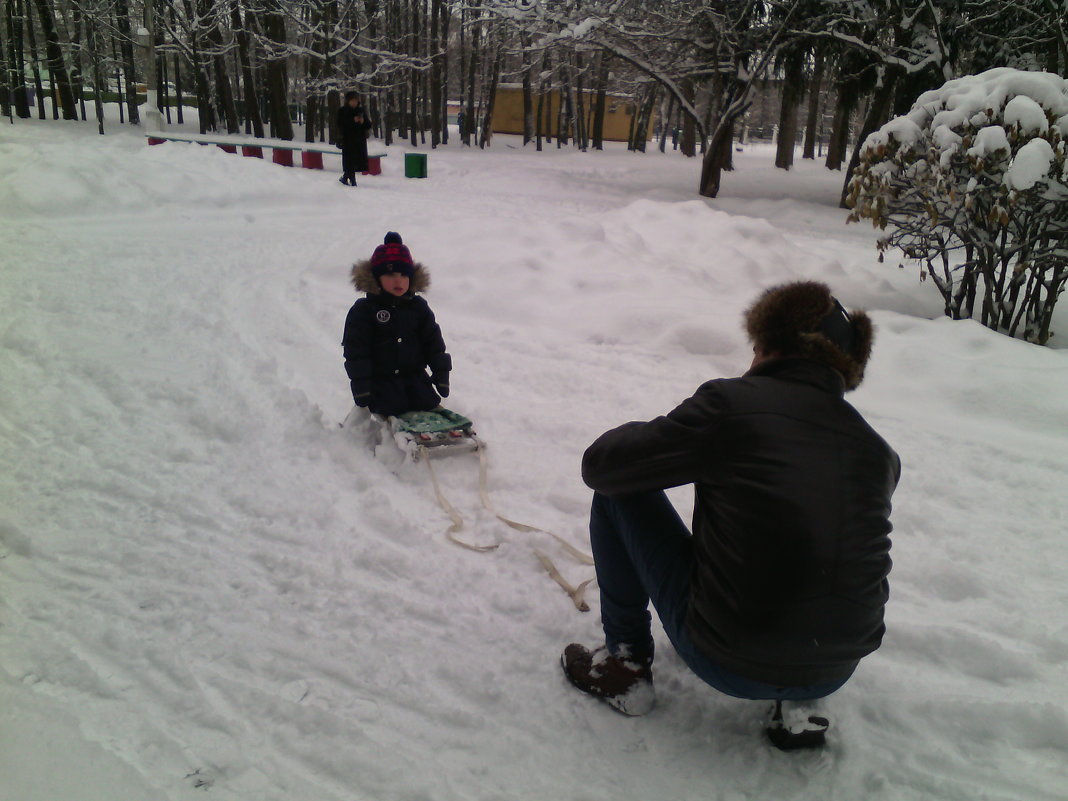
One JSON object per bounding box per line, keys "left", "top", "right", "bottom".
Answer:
{"left": 342, "top": 261, "right": 451, "bottom": 417}
{"left": 336, "top": 104, "right": 373, "bottom": 174}
{"left": 582, "top": 358, "right": 901, "bottom": 687}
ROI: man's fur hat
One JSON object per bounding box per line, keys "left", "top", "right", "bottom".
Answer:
{"left": 744, "top": 281, "right": 874, "bottom": 391}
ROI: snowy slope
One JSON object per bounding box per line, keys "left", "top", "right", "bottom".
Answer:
{"left": 1, "top": 117, "right": 1066, "bottom": 801}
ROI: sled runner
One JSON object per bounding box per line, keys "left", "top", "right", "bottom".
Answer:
{"left": 340, "top": 406, "right": 477, "bottom": 460}
{"left": 385, "top": 408, "right": 478, "bottom": 459}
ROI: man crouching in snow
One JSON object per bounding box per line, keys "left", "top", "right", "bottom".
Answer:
{"left": 562, "top": 281, "right": 901, "bottom": 750}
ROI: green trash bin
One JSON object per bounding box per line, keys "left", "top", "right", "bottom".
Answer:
{"left": 404, "top": 152, "right": 428, "bottom": 178}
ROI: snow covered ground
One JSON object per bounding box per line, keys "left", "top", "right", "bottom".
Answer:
{"left": 1, "top": 112, "right": 1066, "bottom": 801}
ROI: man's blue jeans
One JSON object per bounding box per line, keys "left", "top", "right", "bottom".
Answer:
{"left": 590, "top": 490, "right": 849, "bottom": 701}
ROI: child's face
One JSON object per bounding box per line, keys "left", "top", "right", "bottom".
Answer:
{"left": 380, "top": 272, "right": 410, "bottom": 297}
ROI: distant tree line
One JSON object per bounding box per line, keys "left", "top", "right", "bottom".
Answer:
{"left": 2, "top": 0, "right": 1065, "bottom": 196}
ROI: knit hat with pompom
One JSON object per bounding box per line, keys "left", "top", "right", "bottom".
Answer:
{"left": 370, "top": 232, "right": 414, "bottom": 279}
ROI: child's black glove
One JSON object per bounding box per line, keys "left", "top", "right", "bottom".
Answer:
{"left": 433, "top": 375, "right": 450, "bottom": 398}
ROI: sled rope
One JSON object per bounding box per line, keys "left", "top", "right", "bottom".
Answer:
{"left": 419, "top": 439, "right": 596, "bottom": 612}
{"left": 421, "top": 445, "right": 498, "bottom": 554}
{"left": 475, "top": 443, "right": 595, "bottom": 567}
{"left": 533, "top": 551, "right": 595, "bottom": 614}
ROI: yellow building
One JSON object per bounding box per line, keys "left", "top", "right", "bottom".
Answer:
{"left": 489, "top": 84, "right": 654, "bottom": 142}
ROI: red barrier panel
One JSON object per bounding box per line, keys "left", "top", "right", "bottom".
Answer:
{"left": 272, "top": 149, "right": 294, "bottom": 167}
{"left": 301, "top": 151, "right": 324, "bottom": 169}
{"left": 217, "top": 144, "right": 238, "bottom": 154}
{"left": 148, "top": 137, "right": 165, "bottom": 145}
{"left": 241, "top": 145, "right": 263, "bottom": 158}
{"left": 364, "top": 157, "right": 382, "bottom": 176}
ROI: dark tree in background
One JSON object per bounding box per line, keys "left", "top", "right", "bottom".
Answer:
{"left": 1, "top": 0, "right": 1065, "bottom": 202}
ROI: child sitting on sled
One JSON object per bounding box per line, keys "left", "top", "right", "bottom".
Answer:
{"left": 343, "top": 232, "right": 452, "bottom": 418}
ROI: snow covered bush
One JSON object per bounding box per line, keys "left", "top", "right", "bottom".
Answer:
{"left": 846, "top": 68, "right": 1068, "bottom": 344}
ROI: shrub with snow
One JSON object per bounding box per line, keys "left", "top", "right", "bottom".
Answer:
{"left": 846, "top": 68, "right": 1068, "bottom": 344}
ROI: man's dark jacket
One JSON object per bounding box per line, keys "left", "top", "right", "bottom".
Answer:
{"left": 581, "top": 358, "right": 901, "bottom": 687}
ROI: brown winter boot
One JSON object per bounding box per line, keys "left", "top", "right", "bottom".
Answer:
{"left": 765, "top": 699, "right": 830, "bottom": 750}
{"left": 561, "top": 643, "right": 655, "bottom": 716}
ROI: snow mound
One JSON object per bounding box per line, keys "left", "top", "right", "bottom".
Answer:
{"left": 0, "top": 130, "right": 323, "bottom": 219}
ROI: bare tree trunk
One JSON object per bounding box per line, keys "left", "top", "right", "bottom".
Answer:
{"left": 803, "top": 48, "right": 824, "bottom": 159}
{"left": 200, "top": 0, "right": 237, "bottom": 133}
{"left": 85, "top": 12, "right": 104, "bottom": 133}
{"left": 213, "top": 57, "right": 239, "bottom": 134}
{"left": 574, "top": 52, "right": 586, "bottom": 151}
{"left": 840, "top": 70, "right": 899, "bottom": 207}
{"left": 534, "top": 87, "right": 544, "bottom": 151}
{"left": 699, "top": 61, "right": 757, "bottom": 197}
{"left": 826, "top": 75, "right": 859, "bottom": 171}
{"left": 535, "top": 50, "right": 549, "bottom": 151}
{"left": 440, "top": 1, "right": 449, "bottom": 144}
{"left": 699, "top": 119, "right": 735, "bottom": 197}
{"left": 521, "top": 36, "right": 534, "bottom": 145}
{"left": 264, "top": 2, "right": 293, "bottom": 139}
{"left": 169, "top": 5, "right": 184, "bottom": 124}
{"left": 464, "top": 0, "right": 479, "bottom": 145}
{"left": 30, "top": 0, "right": 75, "bottom": 118}
{"left": 232, "top": 0, "right": 263, "bottom": 137}
{"left": 25, "top": 2, "right": 44, "bottom": 119}
{"left": 174, "top": 52, "right": 185, "bottom": 124}
{"left": 111, "top": 38, "right": 122, "bottom": 122}
{"left": 320, "top": 0, "right": 338, "bottom": 143}
{"left": 68, "top": 0, "right": 85, "bottom": 119}
{"left": 430, "top": 0, "right": 442, "bottom": 146}
{"left": 312, "top": 30, "right": 325, "bottom": 142}
{"left": 591, "top": 51, "right": 607, "bottom": 150}
{"left": 230, "top": 40, "right": 242, "bottom": 129}
{"left": 160, "top": 49, "right": 169, "bottom": 123}
{"left": 189, "top": 51, "right": 215, "bottom": 133}
{"left": 659, "top": 94, "right": 675, "bottom": 152}
{"left": 114, "top": 0, "right": 139, "bottom": 123}
{"left": 775, "top": 50, "right": 804, "bottom": 170}
{"left": 457, "top": 0, "right": 465, "bottom": 137}
{"left": 6, "top": 0, "right": 30, "bottom": 118}
{"left": 630, "top": 83, "right": 656, "bottom": 152}
{"left": 558, "top": 58, "right": 573, "bottom": 147}
{"left": 409, "top": 0, "right": 420, "bottom": 147}
{"left": 160, "top": 29, "right": 171, "bottom": 124}
{"left": 0, "top": 5, "right": 11, "bottom": 119}
{"left": 478, "top": 45, "right": 500, "bottom": 148}
{"left": 680, "top": 78, "right": 696, "bottom": 157}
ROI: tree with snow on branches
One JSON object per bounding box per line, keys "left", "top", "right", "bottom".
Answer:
{"left": 847, "top": 68, "right": 1068, "bottom": 345}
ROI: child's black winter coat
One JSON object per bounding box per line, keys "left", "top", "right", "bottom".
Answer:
{"left": 343, "top": 260, "right": 451, "bottom": 417}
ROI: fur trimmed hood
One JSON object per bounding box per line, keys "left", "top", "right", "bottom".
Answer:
{"left": 351, "top": 259, "right": 431, "bottom": 295}
{"left": 744, "top": 281, "right": 874, "bottom": 391}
